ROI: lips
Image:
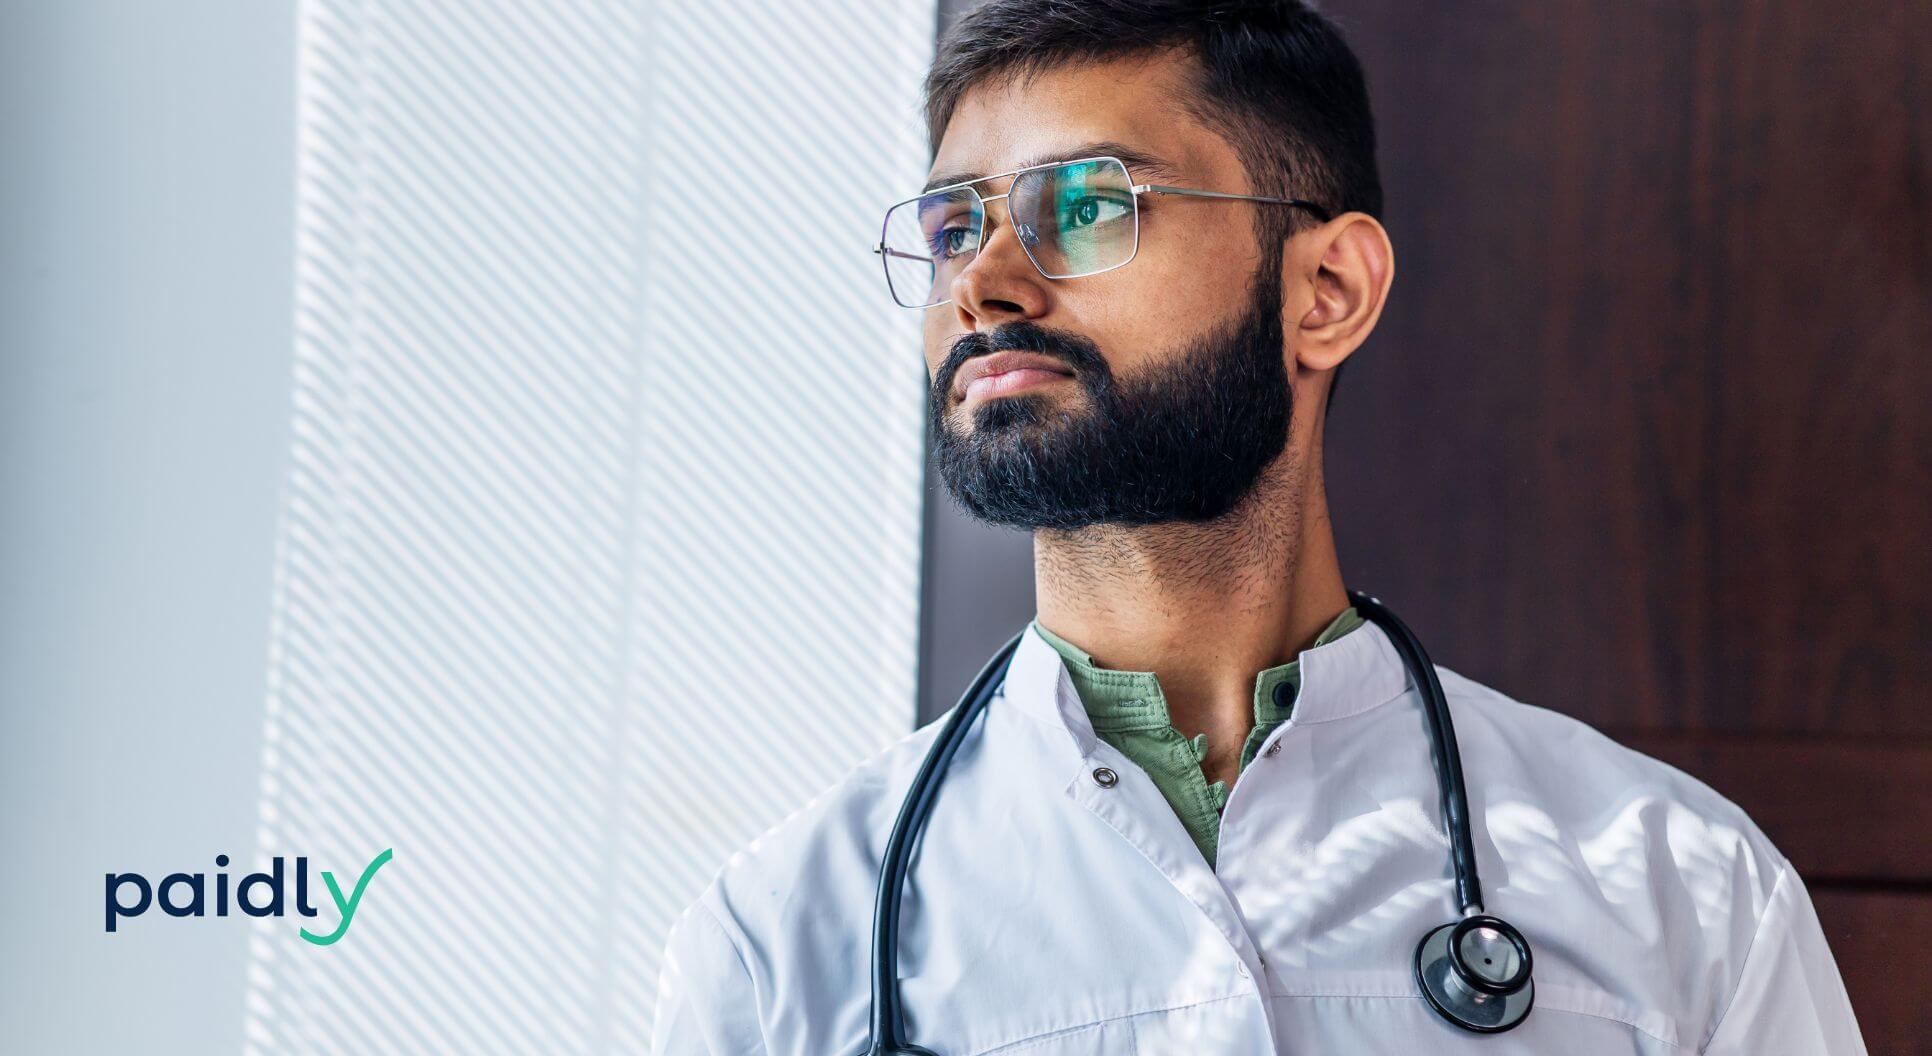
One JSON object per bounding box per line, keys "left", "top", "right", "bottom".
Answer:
{"left": 954, "top": 350, "right": 1074, "bottom": 402}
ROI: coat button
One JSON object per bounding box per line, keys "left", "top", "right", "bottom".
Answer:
{"left": 1236, "top": 961, "right": 1250, "bottom": 978}
{"left": 1091, "top": 766, "right": 1118, "bottom": 788}
{"left": 1263, "top": 740, "right": 1282, "bottom": 758}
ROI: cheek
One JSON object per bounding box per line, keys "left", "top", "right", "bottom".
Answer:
{"left": 1149, "top": 210, "right": 1262, "bottom": 303}
{"left": 1064, "top": 236, "right": 1253, "bottom": 370}
{"left": 1099, "top": 209, "right": 1253, "bottom": 309}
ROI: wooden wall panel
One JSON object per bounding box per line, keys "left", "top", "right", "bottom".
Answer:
{"left": 1321, "top": 0, "right": 1932, "bottom": 1044}
{"left": 1813, "top": 891, "right": 1932, "bottom": 1056}
{"left": 1614, "top": 732, "right": 1932, "bottom": 882}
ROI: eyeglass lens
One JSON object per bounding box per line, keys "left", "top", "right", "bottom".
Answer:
{"left": 879, "top": 158, "right": 1137, "bottom": 308}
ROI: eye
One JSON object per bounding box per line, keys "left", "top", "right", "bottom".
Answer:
{"left": 931, "top": 225, "right": 975, "bottom": 259}
{"left": 1060, "top": 194, "right": 1132, "bottom": 229}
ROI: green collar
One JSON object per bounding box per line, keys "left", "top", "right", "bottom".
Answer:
{"left": 1029, "top": 606, "right": 1366, "bottom": 735}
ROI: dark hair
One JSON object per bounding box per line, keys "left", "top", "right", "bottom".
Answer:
{"left": 924, "top": 0, "right": 1381, "bottom": 414}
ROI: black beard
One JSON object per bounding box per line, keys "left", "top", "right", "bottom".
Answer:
{"left": 928, "top": 268, "right": 1291, "bottom": 531}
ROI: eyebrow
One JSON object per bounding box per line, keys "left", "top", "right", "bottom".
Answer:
{"left": 921, "top": 141, "right": 1186, "bottom": 193}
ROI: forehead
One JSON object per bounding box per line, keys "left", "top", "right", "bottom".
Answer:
{"left": 926, "top": 50, "right": 1229, "bottom": 191}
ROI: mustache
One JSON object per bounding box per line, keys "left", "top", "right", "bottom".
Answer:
{"left": 936, "top": 322, "right": 1107, "bottom": 396}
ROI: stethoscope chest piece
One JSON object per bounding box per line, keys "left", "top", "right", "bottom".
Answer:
{"left": 1414, "top": 914, "right": 1535, "bottom": 1033}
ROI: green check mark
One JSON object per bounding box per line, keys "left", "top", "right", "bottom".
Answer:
{"left": 300, "top": 848, "right": 393, "bottom": 946}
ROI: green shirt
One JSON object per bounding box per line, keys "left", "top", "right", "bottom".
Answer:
{"left": 1029, "top": 606, "right": 1366, "bottom": 866}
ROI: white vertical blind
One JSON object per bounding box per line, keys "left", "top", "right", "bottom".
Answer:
{"left": 246, "top": 0, "right": 934, "bottom": 1050}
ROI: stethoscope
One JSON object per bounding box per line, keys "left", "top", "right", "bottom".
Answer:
{"left": 862, "top": 589, "right": 1535, "bottom": 1055}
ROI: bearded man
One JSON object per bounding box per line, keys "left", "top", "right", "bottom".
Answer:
{"left": 651, "top": 3, "right": 1865, "bottom": 1053}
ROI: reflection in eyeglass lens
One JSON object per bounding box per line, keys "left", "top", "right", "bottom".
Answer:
{"left": 882, "top": 187, "right": 982, "bottom": 307}
{"left": 1011, "top": 159, "right": 1136, "bottom": 278}
{"left": 879, "top": 158, "right": 1139, "bottom": 307}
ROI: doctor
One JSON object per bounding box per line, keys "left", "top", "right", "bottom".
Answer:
{"left": 652, "top": 1, "right": 1866, "bottom": 1052}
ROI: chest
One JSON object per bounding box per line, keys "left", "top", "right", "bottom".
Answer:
{"left": 772, "top": 770, "right": 1699, "bottom": 1054}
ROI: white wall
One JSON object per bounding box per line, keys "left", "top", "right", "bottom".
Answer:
{"left": 2, "top": 2, "right": 936, "bottom": 1052}
{"left": 0, "top": 3, "right": 296, "bottom": 1052}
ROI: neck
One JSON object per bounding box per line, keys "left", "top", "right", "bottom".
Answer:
{"left": 1032, "top": 443, "right": 1348, "bottom": 743}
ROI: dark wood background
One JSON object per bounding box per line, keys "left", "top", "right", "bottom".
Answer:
{"left": 1320, "top": 2, "right": 1932, "bottom": 1049}
{"left": 924, "top": 1, "right": 1932, "bottom": 1049}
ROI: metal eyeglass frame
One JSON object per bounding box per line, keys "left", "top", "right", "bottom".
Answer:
{"left": 871, "top": 153, "right": 1334, "bottom": 309}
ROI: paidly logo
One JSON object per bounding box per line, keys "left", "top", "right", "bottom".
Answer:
{"left": 105, "top": 849, "right": 393, "bottom": 945}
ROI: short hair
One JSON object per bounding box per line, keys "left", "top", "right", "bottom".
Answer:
{"left": 923, "top": 0, "right": 1382, "bottom": 414}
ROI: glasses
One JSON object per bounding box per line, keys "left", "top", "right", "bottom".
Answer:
{"left": 872, "top": 154, "right": 1332, "bottom": 309}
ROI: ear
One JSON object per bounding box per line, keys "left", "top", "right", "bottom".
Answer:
{"left": 1284, "top": 212, "right": 1395, "bottom": 374}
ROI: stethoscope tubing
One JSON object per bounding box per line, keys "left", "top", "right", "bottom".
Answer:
{"left": 866, "top": 629, "right": 1023, "bottom": 1053}
{"left": 1346, "top": 590, "right": 1485, "bottom": 916}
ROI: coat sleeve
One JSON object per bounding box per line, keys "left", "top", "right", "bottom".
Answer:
{"left": 1700, "top": 864, "right": 1867, "bottom": 1055}
{"left": 650, "top": 894, "right": 770, "bottom": 1056}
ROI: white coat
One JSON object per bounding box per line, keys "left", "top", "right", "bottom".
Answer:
{"left": 650, "top": 618, "right": 1867, "bottom": 1054}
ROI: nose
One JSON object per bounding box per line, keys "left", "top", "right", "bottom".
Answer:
{"left": 949, "top": 194, "right": 1049, "bottom": 328}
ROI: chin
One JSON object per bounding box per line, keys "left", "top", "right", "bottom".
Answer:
{"left": 964, "top": 390, "right": 1067, "bottom": 431}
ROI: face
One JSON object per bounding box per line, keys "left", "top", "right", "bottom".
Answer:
{"left": 920, "top": 52, "right": 1300, "bottom": 531}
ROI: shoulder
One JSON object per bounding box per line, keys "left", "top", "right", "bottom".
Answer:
{"left": 1434, "top": 661, "right": 1781, "bottom": 877}
{"left": 1430, "top": 664, "right": 1799, "bottom": 1044}
{"left": 662, "top": 711, "right": 951, "bottom": 959}
{"left": 653, "top": 714, "right": 959, "bottom": 1050}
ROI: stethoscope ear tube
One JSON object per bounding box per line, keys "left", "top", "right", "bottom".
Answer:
{"left": 863, "top": 629, "right": 1023, "bottom": 1056}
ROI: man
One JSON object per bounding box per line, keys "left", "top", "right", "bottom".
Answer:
{"left": 651, "top": 1, "right": 1866, "bottom": 1052}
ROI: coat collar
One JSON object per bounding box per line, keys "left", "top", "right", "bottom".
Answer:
{"left": 1000, "top": 613, "right": 1417, "bottom": 757}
